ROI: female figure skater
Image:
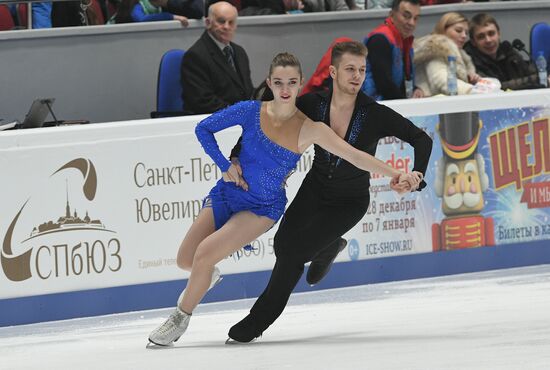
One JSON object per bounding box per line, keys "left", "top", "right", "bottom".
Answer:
{"left": 148, "top": 52, "right": 420, "bottom": 346}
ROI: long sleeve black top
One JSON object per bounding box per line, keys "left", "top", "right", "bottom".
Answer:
{"left": 296, "top": 90, "right": 432, "bottom": 200}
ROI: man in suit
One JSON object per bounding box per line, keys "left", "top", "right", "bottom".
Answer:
{"left": 181, "top": 1, "right": 253, "bottom": 115}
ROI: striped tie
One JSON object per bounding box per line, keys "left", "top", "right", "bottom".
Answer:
{"left": 223, "top": 45, "right": 236, "bottom": 71}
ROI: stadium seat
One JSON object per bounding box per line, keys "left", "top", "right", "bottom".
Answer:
{"left": 0, "top": 5, "right": 15, "bottom": 31}
{"left": 16, "top": 3, "right": 27, "bottom": 28}
{"left": 151, "top": 49, "right": 186, "bottom": 118}
{"left": 530, "top": 22, "right": 550, "bottom": 72}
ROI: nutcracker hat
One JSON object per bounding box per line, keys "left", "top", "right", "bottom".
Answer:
{"left": 437, "top": 111, "right": 482, "bottom": 160}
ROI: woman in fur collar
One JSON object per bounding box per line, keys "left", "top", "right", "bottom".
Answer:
{"left": 414, "top": 12, "right": 481, "bottom": 97}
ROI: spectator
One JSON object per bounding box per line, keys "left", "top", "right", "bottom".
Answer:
{"left": 238, "top": 0, "right": 303, "bottom": 15}
{"left": 362, "top": 0, "right": 423, "bottom": 100}
{"left": 108, "top": 0, "right": 201, "bottom": 24}
{"left": 32, "top": 2, "right": 53, "bottom": 28}
{"left": 367, "top": 0, "right": 476, "bottom": 10}
{"left": 420, "top": 0, "right": 468, "bottom": 5}
{"left": 51, "top": 0, "right": 103, "bottom": 27}
{"left": 6, "top": 2, "right": 56, "bottom": 29}
{"left": 464, "top": 13, "right": 541, "bottom": 90}
{"left": 206, "top": 0, "right": 241, "bottom": 13}
{"left": 302, "top": 0, "right": 348, "bottom": 12}
{"left": 345, "top": 0, "right": 361, "bottom": 10}
{"left": 162, "top": 0, "right": 203, "bottom": 19}
{"left": 108, "top": 0, "right": 135, "bottom": 23}
{"left": 366, "top": 0, "right": 392, "bottom": 8}
{"left": 181, "top": 1, "right": 253, "bottom": 115}
{"left": 131, "top": 0, "right": 190, "bottom": 25}
{"left": 301, "top": 36, "right": 354, "bottom": 95}
{"left": 414, "top": 12, "right": 479, "bottom": 96}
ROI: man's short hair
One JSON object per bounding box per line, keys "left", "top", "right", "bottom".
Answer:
{"left": 469, "top": 13, "right": 500, "bottom": 38}
{"left": 392, "top": 0, "right": 420, "bottom": 11}
{"left": 207, "top": 1, "right": 236, "bottom": 18}
{"left": 331, "top": 41, "right": 367, "bottom": 66}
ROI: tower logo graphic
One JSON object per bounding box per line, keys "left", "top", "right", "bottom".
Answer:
{"left": 1, "top": 158, "right": 121, "bottom": 282}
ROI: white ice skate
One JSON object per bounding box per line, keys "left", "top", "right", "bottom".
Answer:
{"left": 148, "top": 307, "right": 191, "bottom": 346}
{"left": 176, "top": 266, "right": 223, "bottom": 306}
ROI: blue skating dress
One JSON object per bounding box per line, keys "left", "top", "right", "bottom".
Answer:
{"left": 195, "top": 100, "right": 302, "bottom": 230}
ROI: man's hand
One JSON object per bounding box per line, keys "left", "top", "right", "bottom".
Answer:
{"left": 222, "top": 159, "right": 248, "bottom": 191}
{"left": 390, "top": 171, "right": 423, "bottom": 194}
{"left": 409, "top": 171, "right": 423, "bottom": 191}
{"left": 173, "top": 15, "right": 189, "bottom": 27}
{"left": 412, "top": 88, "right": 424, "bottom": 99}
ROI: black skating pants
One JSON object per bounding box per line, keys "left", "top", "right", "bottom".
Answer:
{"left": 249, "top": 178, "right": 369, "bottom": 332}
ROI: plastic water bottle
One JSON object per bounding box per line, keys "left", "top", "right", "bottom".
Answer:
{"left": 536, "top": 51, "right": 548, "bottom": 88}
{"left": 447, "top": 55, "right": 458, "bottom": 96}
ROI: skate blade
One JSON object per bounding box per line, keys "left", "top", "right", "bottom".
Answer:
{"left": 146, "top": 339, "right": 175, "bottom": 349}
{"left": 225, "top": 337, "right": 258, "bottom": 345}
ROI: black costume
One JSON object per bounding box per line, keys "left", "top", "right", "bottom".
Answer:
{"left": 228, "top": 89, "right": 433, "bottom": 341}
{"left": 181, "top": 31, "right": 254, "bottom": 115}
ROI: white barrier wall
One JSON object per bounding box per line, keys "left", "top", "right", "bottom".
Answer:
{"left": 0, "top": 112, "right": 313, "bottom": 299}
{"left": 1, "top": 90, "right": 550, "bottom": 326}
{"left": 1, "top": 1, "right": 549, "bottom": 123}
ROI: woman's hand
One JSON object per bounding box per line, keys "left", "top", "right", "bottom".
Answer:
{"left": 222, "top": 160, "right": 248, "bottom": 191}
{"left": 468, "top": 72, "right": 481, "bottom": 84}
{"left": 390, "top": 171, "right": 423, "bottom": 194}
{"left": 390, "top": 173, "right": 410, "bottom": 194}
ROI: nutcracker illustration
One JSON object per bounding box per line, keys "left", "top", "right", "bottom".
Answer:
{"left": 432, "top": 112, "right": 495, "bottom": 251}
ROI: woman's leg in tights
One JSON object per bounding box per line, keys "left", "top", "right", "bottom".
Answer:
{"left": 176, "top": 207, "right": 216, "bottom": 272}
{"left": 179, "top": 211, "right": 274, "bottom": 314}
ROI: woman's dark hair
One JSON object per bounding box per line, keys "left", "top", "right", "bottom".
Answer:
{"left": 268, "top": 52, "right": 303, "bottom": 78}
{"left": 253, "top": 81, "right": 274, "bottom": 101}
{"left": 255, "top": 52, "right": 302, "bottom": 101}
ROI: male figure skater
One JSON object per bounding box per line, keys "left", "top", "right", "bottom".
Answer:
{"left": 228, "top": 41, "right": 432, "bottom": 342}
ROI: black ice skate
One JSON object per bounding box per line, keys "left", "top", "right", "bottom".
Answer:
{"left": 306, "top": 237, "right": 347, "bottom": 285}
{"left": 226, "top": 314, "right": 263, "bottom": 343}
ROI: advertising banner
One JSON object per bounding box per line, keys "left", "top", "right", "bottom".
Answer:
{"left": 1, "top": 101, "right": 549, "bottom": 302}
{"left": 0, "top": 124, "right": 313, "bottom": 299}
{"left": 340, "top": 105, "right": 550, "bottom": 263}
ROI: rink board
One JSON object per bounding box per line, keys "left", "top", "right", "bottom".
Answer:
{"left": 1, "top": 240, "right": 549, "bottom": 327}
{"left": 1, "top": 91, "right": 550, "bottom": 327}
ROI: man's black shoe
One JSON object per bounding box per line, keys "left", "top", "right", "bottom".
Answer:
{"left": 227, "top": 314, "right": 262, "bottom": 343}
{"left": 306, "top": 237, "right": 347, "bottom": 285}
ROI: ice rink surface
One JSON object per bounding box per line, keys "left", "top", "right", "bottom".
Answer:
{"left": 1, "top": 264, "right": 550, "bottom": 370}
